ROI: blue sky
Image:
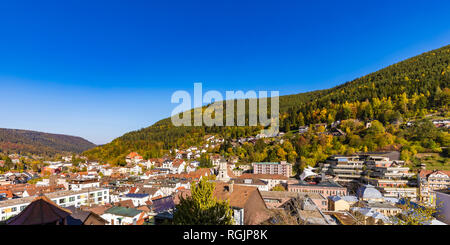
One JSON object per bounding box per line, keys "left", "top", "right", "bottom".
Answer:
{"left": 0, "top": 0, "right": 449, "bottom": 144}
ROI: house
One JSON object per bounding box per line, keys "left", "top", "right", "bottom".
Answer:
{"left": 66, "top": 206, "right": 107, "bottom": 225}
{"left": 231, "top": 179, "right": 269, "bottom": 191}
{"left": 68, "top": 179, "right": 100, "bottom": 191}
{"left": 120, "top": 193, "right": 150, "bottom": 207}
{"left": 328, "top": 196, "right": 351, "bottom": 211}
{"left": 213, "top": 183, "right": 270, "bottom": 225}
{"left": 238, "top": 173, "right": 288, "bottom": 190}
{"left": 170, "top": 159, "right": 186, "bottom": 174}
{"left": 418, "top": 170, "right": 450, "bottom": 206}
{"left": 126, "top": 152, "right": 143, "bottom": 164}
{"left": 101, "top": 206, "right": 145, "bottom": 225}
{"left": 6, "top": 195, "right": 72, "bottom": 225}
{"left": 129, "top": 165, "right": 143, "bottom": 175}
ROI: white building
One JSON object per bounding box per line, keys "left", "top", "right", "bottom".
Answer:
{"left": 0, "top": 187, "right": 110, "bottom": 221}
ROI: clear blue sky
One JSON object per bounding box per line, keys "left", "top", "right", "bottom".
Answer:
{"left": 0, "top": 0, "right": 449, "bottom": 145}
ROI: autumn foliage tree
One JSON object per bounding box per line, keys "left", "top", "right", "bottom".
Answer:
{"left": 173, "top": 178, "right": 234, "bottom": 225}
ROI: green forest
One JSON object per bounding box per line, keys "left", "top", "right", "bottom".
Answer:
{"left": 0, "top": 128, "right": 96, "bottom": 157}
{"left": 83, "top": 45, "right": 450, "bottom": 171}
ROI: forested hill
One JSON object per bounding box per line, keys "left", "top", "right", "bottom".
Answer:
{"left": 0, "top": 128, "right": 96, "bottom": 156}
{"left": 84, "top": 44, "right": 450, "bottom": 164}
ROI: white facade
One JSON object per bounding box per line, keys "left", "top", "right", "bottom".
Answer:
{"left": 0, "top": 188, "right": 110, "bottom": 221}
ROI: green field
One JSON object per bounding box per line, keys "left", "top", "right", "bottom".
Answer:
{"left": 413, "top": 153, "right": 450, "bottom": 171}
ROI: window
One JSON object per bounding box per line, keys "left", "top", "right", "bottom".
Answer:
{"left": 20, "top": 206, "right": 26, "bottom": 211}
{"left": 12, "top": 207, "right": 17, "bottom": 212}
{"left": 69, "top": 197, "right": 75, "bottom": 202}
{"left": 59, "top": 198, "right": 65, "bottom": 204}
{"left": 77, "top": 195, "right": 81, "bottom": 199}
{"left": 97, "top": 192, "right": 102, "bottom": 197}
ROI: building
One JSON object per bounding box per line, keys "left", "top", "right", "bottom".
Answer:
{"left": 216, "top": 161, "right": 230, "bottom": 182}
{"left": 0, "top": 187, "right": 110, "bottom": 221}
{"left": 252, "top": 161, "right": 292, "bottom": 178}
{"left": 231, "top": 178, "right": 269, "bottom": 191}
{"left": 328, "top": 196, "right": 351, "bottom": 211}
{"left": 319, "top": 155, "right": 366, "bottom": 184}
{"left": 418, "top": 170, "right": 450, "bottom": 206}
{"left": 237, "top": 173, "right": 288, "bottom": 190}
{"left": 120, "top": 193, "right": 150, "bottom": 207}
{"left": 260, "top": 191, "right": 328, "bottom": 210}
{"left": 356, "top": 184, "right": 385, "bottom": 202}
{"left": 6, "top": 195, "right": 72, "bottom": 225}
{"left": 435, "top": 189, "right": 450, "bottom": 225}
{"left": 69, "top": 179, "right": 100, "bottom": 191}
{"left": 288, "top": 179, "right": 347, "bottom": 198}
{"left": 66, "top": 206, "right": 107, "bottom": 225}
{"left": 101, "top": 206, "right": 145, "bottom": 225}
{"left": 126, "top": 152, "right": 143, "bottom": 164}
{"left": 213, "top": 183, "right": 270, "bottom": 225}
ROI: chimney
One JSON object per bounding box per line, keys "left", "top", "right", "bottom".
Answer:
{"left": 230, "top": 180, "right": 234, "bottom": 193}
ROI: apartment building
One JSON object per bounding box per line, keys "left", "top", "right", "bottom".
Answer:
{"left": 362, "top": 159, "right": 417, "bottom": 200}
{"left": 319, "top": 155, "right": 366, "bottom": 184}
{"left": 0, "top": 187, "right": 110, "bottom": 221}
{"left": 418, "top": 170, "right": 450, "bottom": 206}
{"left": 252, "top": 161, "right": 292, "bottom": 178}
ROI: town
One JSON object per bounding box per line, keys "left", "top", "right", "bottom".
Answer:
{"left": 0, "top": 118, "right": 449, "bottom": 225}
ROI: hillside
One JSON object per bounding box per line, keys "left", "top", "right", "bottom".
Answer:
{"left": 0, "top": 128, "right": 96, "bottom": 157}
{"left": 84, "top": 44, "right": 450, "bottom": 164}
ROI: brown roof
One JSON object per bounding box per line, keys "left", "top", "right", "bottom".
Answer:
{"left": 7, "top": 196, "right": 72, "bottom": 225}
{"left": 85, "top": 204, "right": 113, "bottom": 216}
{"left": 172, "top": 159, "right": 185, "bottom": 167}
{"left": 213, "top": 183, "right": 259, "bottom": 209}
{"left": 116, "top": 199, "right": 135, "bottom": 208}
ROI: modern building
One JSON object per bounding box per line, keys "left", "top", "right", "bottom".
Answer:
{"left": 0, "top": 187, "right": 110, "bottom": 221}
{"left": 252, "top": 161, "right": 292, "bottom": 178}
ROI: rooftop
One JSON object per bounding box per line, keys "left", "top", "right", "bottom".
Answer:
{"left": 104, "top": 206, "right": 142, "bottom": 217}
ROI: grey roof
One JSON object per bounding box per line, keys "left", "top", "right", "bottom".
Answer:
{"left": 357, "top": 184, "right": 382, "bottom": 199}
{"left": 341, "top": 195, "right": 358, "bottom": 203}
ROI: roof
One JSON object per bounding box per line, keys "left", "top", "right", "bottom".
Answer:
{"left": 419, "top": 170, "right": 450, "bottom": 178}
{"left": 105, "top": 206, "right": 142, "bottom": 217}
{"left": 213, "top": 183, "right": 259, "bottom": 209}
{"left": 136, "top": 187, "right": 160, "bottom": 196}
{"left": 127, "top": 152, "right": 142, "bottom": 159}
{"left": 6, "top": 195, "right": 72, "bottom": 225}
{"left": 66, "top": 206, "right": 92, "bottom": 225}
{"left": 152, "top": 196, "right": 175, "bottom": 213}
{"left": 124, "top": 193, "right": 149, "bottom": 198}
{"left": 357, "top": 184, "right": 382, "bottom": 200}
{"left": 116, "top": 199, "right": 135, "bottom": 208}
{"left": 86, "top": 204, "right": 112, "bottom": 216}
